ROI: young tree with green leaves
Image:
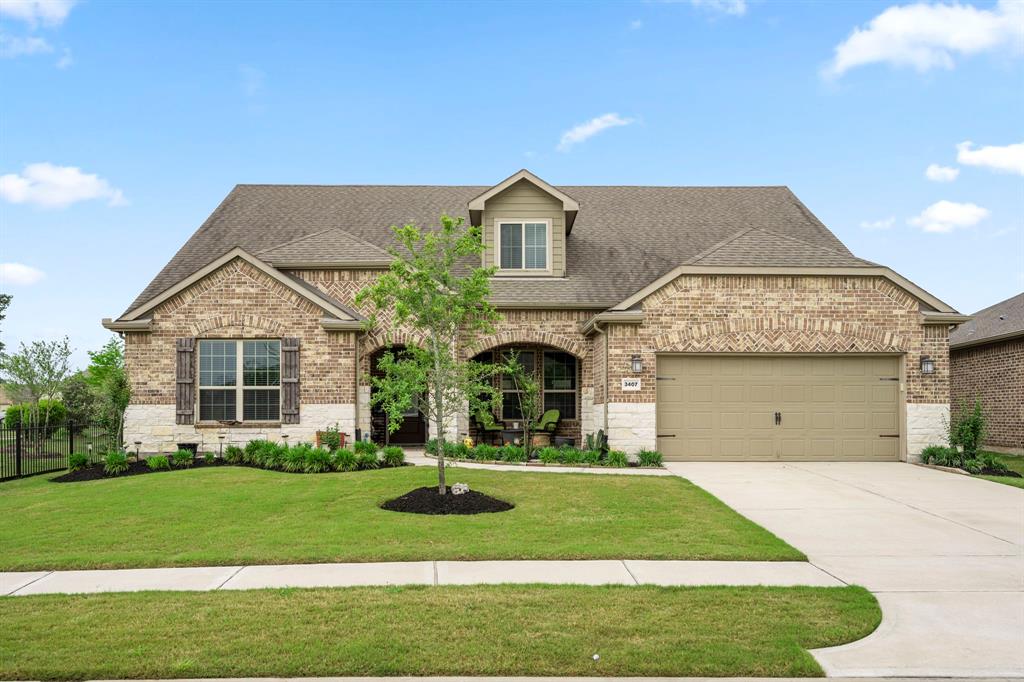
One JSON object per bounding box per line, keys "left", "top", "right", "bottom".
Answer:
{"left": 502, "top": 350, "right": 543, "bottom": 457}
{"left": 0, "top": 337, "right": 73, "bottom": 431}
{"left": 0, "top": 294, "right": 11, "bottom": 354}
{"left": 356, "top": 215, "right": 502, "bottom": 495}
{"left": 87, "top": 336, "right": 131, "bottom": 450}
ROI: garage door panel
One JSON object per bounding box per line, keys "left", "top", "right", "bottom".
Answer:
{"left": 656, "top": 355, "right": 901, "bottom": 462}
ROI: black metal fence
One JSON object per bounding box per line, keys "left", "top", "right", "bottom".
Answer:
{"left": 0, "top": 422, "right": 98, "bottom": 482}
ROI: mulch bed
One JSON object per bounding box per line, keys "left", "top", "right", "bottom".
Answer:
{"left": 51, "top": 459, "right": 226, "bottom": 483}
{"left": 380, "top": 486, "right": 514, "bottom": 515}
{"left": 982, "top": 468, "right": 1022, "bottom": 478}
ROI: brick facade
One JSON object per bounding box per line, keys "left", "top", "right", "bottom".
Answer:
{"left": 951, "top": 338, "right": 1024, "bottom": 453}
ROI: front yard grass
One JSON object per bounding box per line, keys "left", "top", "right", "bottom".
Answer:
{"left": 0, "top": 584, "right": 880, "bottom": 678}
{"left": 0, "top": 465, "right": 802, "bottom": 570}
{"left": 978, "top": 450, "right": 1024, "bottom": 489}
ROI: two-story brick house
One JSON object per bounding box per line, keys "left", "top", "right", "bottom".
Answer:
{"left": 104, "top": 170, "right": 966, "bottom": 461}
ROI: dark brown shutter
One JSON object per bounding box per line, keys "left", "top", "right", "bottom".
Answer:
{"left": 175, "top": 338, "right": 196, "bottom": 425}
{"left": 281, "top": 337, "right": 300, "bottom": 424}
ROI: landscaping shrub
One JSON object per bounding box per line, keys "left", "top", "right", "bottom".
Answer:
{"left": 424, "top": 438, "right": 439, "bottom": 455}
{"left": 4, "top": 399, "right": 67, "bottom": 431}
{"left": 224, "top": 445, "right": 244, "bottom": 465}
{"left": 280, "top": 446, "right": 308, "bottom": 473}
{"left": 356, "top": 449, "right": 379, "bottom": 470}
{"left": 538, "top": 446, "right": 561, "bottom": 464}
{"left": 353, "top": 440, "right": 378, "bottom": 457}
{"left": 203, "top": 451, "right": 215, "bottom": 464}
{"left": 581, "top": 449, "right": 602, "bottom": 465}
{"left": 319, "top": 425, "right": 342, "bottom": 452}
{"left": 978, "top": 451, "right": 1009, "bottom": 474}
{"left": 637, "top": 449, "right": 663, "bottom": 467}
{"left": 560, "top": 447, "right": 583, "bottom": 465}
{"left": 103, "top": 451, "right": 129, "bottom": 476}
{"left": 500, "top": 445, "right": 526, "bottom": 462}
{"left": 68, "top": 452, "right": 89, "bottom": 472}
{"left": 303, "top": 446, "right": 334, "bottom": 473}
{"left": 146, "top": 455, "right": 170, "bottom": 471}
{"left": 333, "top": 448, "right": 357, "bottom": 472}
{"left": 949, "top": 399, "right": 986, "bottom": 458}
{"left": 920, "top": 444, "right": 958, "bottom": 466}
{"left": 171, "top": 449, "right": 194, "bottom": 468}
{"left": 605, "top": 449, "right": 628, "bottom": 467}
{"left": 381, "top": 445, "right": 405, "bottom": 468}
{"left": 472, "top": 444, "right": 498, "bottom": 460}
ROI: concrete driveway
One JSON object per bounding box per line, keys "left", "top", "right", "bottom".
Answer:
{"left": 666, "top": 461, "right": 1024, "bottom": 677}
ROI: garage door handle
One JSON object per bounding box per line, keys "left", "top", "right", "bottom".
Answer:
{"left": 774, "top": 411, "right": 781, "bottom": 425}
{"left": 879, "top": 434, "right": 900, "bottom": 438}
{"left": 657, "top": 434, "right": 676, "bottom": 438}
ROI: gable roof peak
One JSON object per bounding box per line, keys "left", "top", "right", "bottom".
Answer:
{"left": 467, "top": 168, "right": 580, "bottom": 212}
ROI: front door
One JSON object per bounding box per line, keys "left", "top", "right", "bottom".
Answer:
{"left": 370, "top": 348, "right": 428, "bottom": 445}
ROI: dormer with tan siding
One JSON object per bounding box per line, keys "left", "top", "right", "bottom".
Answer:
{"left": 468, "top": 170, "right": 579, "bottom": 279}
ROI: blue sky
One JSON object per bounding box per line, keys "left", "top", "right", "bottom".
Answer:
{"left": 1, "top": 0, "right": 1022, "bottom": 367}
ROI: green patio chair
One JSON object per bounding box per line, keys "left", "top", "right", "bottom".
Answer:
{"left": 474, "top": 409, "right": 504, "bottom": 445}
{"left": 537, "top": 409, "right": 560, "bottom": 434}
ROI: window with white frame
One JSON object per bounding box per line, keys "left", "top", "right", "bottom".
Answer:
{"left": 498, "top": 221, "right": 548, "bottom": 270}
{"left": 199, "top": 340, "right": 281, "bottom": 422}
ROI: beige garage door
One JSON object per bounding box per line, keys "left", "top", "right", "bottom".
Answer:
{"left": 656, "top": 355, "right": 901, "bottom": 461}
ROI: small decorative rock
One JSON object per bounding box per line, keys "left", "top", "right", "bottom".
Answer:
{"left": 451, "top": 482, "right": 470, "bottom": 495}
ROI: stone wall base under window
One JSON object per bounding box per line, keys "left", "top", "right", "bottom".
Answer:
{"left": 124, "top": 403, "right": 356, "bottom": 454}
{"left": 906, "top": 402, "right": 950, "bottom": 461}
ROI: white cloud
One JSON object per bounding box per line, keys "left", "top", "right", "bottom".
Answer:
{"left": 860, "top": 216, "right": 896, "bottom": 230}
{"left": 956, "top": 140, "right": 1024, "bottom": 175}
{"left": 0, "top": 33, "right": 52, "bottom": 58}
{"left": 629, "top": 19, "right": 643, "bottom": 30}
{"left": 0, "top": 263, "right": 45, "bottom": 286}
{"left": 908, "top": 200, "right": 989, "bottom": 233}
{"left": 823, "top": 0, "right": 1024, "bottom": 79}
{"left": 55, "top": 46, "right": 71, "bottom": 69}
{"left": 0, "top": 0, "right": 76, "bottom": 26}
{"left": 0, "top": 163, "right": 127, "bottom": 208}
{"left": 925, "top": 163, "right": 959, "bottom": 182}
{"left": 557, "top": 113, "right": 635, "bottom": 152}
{"left": 689, "top": 0, "right": 747, "bottom": 16}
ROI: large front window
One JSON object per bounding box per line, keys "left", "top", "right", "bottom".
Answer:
{"left": 199, "top": 340, "right": 281, "bottom": 422}
{"left": 499, "top": 221, "right": 548, "bottom": 270}
{"left": 495, "top": 348, "right": 577, "bottom": 420}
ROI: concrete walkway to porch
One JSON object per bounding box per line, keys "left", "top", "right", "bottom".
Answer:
{"left": 1, "top": 559, "right": 841, "bottom": 596}
{"left": 404, "top": 450, "right": 673, "bottom": 475}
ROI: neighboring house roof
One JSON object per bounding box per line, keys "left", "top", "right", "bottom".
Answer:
{"left": 949, "top": 292, "right": 1024, "bottom": 349}
{"left": 123, "top": 181, "right": 871, "bottom": 316}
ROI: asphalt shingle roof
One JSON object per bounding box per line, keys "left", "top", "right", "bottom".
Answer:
{"left": 124, "top": 183, "right": 864, "bottom": 316}
{"left": 949, "top": 292, "right": 1024, "bottom": 348}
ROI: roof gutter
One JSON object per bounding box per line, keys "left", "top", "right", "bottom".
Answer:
{"left": 102, "top": 318, "right": 153, "bottom": 332}
{"left": 320, "top": 318, "right": 365, "bottom": 332}
{"left": 921, "top": 311, "right": 972, "bottom": 325}
{"left": 580, "top": 311, "right": 644, "bottom": 336}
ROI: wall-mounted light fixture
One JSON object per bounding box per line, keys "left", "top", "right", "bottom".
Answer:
{"left": 631, "top": 354, "right": 643, "bottom": 373}
{"left": 920, "top": 356, "right": 935, "bottom": 375}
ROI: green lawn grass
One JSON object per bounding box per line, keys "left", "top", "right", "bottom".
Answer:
{"left": 978, "top": 451, "right": 1024, "bottom": 489}
{"left": 0, "top": 585, "right": 880, "bottom": 679}
{"left": 0, "top": 465, "right": 802, "bottom": 570}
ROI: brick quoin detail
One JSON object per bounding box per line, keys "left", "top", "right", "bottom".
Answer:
{"left": 951, "top": 338, "right": 1024, "bottom": 451}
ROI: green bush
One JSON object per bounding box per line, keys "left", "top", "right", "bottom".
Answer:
{"left": 333, "top": 448, "right": 357, "bottom": 472}
{"left": 244, "top": 440, "right": 285, "bottom": 469}
{"left": 581, "top": 449, "right": 602, "bottom": 465}
{"left": 303, "top": 446, "right": 334, "bottom": 473}
{"left": 353, "top": 440, "right": 378, "bottom": 456}
{"left": 356, "top": 450, "right": 379, "bottom": 470}
{"left": 146, "top": 455, "right": 170, "bottom": 471}
{"left": 500, "top": 445, "right": 526, "bottom": 462}
{"left": 949, "top": 399, "right": 986, "bottom": 458}
{"left": 605, "top": 449, "right": 628, "bottom": 467}
{"left": 224, "top": 445, "right": 244, "bottom": 465}
{"left": 538, "top": 446, "right": 561, "bottom": 464}
{"left": 637, "top": 449, "right": 663, "bottom": 467}
{"left": 171, "top": 449, "right": 194, "bottom": 468}
{"left": 103, "top": 451, "right": 129, "bottom": 476}
{"left": 319, "top": 426, "right": 342, "bottom": 452}
{"left": 68, "top": 452, "right": 89, "bottom": 472}
{"left": 560, "top": 447, "right": 583, "bottom": 465}
{"left": 4, "top": 400, "right": 67, "bottom": 433}
{"left": 921, "top": 444, "right": 957, "bottom": 466}
{"left": 472, "top": 444, "right": 498, "bottom": 460}
{"left": 381, "top": 445, "right": 405, "bottom": 468}
{"left": 280, "top": 445, "right": 307, "bottom": 473}
{"left": 203, "top": 451, "right": 215, "bottom": 464}
{"left": 977, "top": 451, "right": 1009, "bottom": 474}
{"left": 962, "top": 459, "right": 983, "bottom": 474}
{"left": 424, "top": 438, "right": 439, "bottom": 455}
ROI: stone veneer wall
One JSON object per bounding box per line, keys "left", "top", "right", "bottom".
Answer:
{"left": 597, "top": 274, "right": 950, "bottom": 456}
{"left": 951, "top": 337, "right": 1024, "bottom": 453}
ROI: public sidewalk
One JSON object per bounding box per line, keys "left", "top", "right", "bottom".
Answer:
{"left": 1, "top": 559, "right": 841, "bottom": 596}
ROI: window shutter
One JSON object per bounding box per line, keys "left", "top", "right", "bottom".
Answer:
{"left": 281, "top": 337, "right": 300, "bottom": 424}
{"left": 175, "top": 338, "right": 196, "bottom": 425}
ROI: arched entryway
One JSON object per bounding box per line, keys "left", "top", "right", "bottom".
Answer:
{"left": 470, "top": 344, "right": 582, "bottom": 446}
{"left": 369, "top": 345, "right": 428, "bottom": 446}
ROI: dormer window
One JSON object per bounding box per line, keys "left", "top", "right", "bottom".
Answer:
{"left": 498, "top": 220, "right": 549, "bottom": 271}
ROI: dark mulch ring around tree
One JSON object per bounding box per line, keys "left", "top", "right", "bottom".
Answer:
{"left": 380, "top": 486, "right": 514, "bottom": 515}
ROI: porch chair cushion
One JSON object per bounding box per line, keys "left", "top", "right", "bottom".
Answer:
{"left": 475, "top": 409, "right": 504, "bottom": 431}
{"left": 537, "top": 409, "right": 560, "bottom": 433}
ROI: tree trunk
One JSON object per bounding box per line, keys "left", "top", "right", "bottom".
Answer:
{"left": 433, "top": 358, "right": 446, "bottom": 495}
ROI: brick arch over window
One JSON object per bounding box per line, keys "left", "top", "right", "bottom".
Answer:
{"left": 359, "top": 331, "right": 426, "bottom": 374}
{"left": 651, "top": 317, "right": 909, "bottom": 354}
{"left": 190, "top": 313, "right": 287, "bottom": 337}
{"left": 466, "top": 330, "right": 586, "bottom": 360}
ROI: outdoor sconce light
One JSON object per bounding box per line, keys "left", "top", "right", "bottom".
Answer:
{"left": 920, "top": 356, "right": 935, "bottom": 375}
{"left": 631, "top": 355, "right": 643, "bottom": 373}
